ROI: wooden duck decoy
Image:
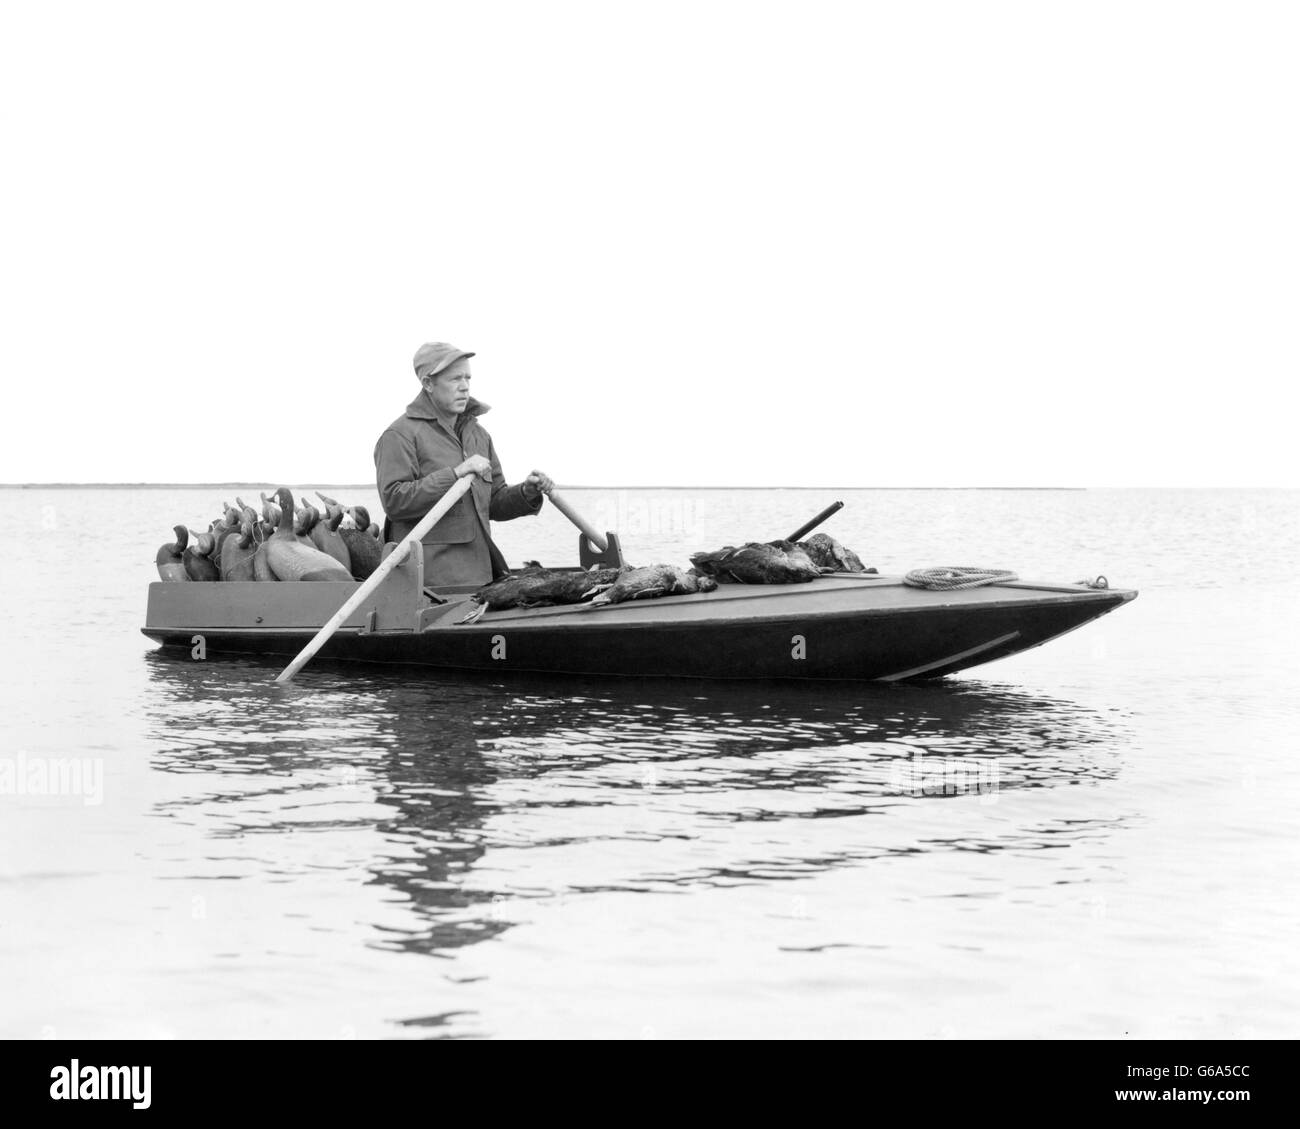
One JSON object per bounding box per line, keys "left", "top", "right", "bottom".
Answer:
{"left": 210, "top": 503, "right": 243, "bottom": 575}
{"left": 309, "top": 499, "right": 353, "bottom": 573}
{"left": 235, "top": 497, "right": 269, "bottom": 543}
{"left": 182, "top": 528, "right": 221, "bottom": 582}
{"left": 265, "top": 488, "right": 352, "bottom": 581}
{"left": 220, "top": 519, "right": 260, "bottom": 581}
{"left": 258, "top": 492, "right": 283, "bottom": 541}
{"left": 317, "top": 493, "right": 380, "bottom": 580}
{"left": 155, "top": 525, "right": 191, "bottom": 581}
{"left": 294, "top": 496, "right": 318, "bottom": 540}
{"left": 349, "top": 505, "right": 381, "bottom": 540}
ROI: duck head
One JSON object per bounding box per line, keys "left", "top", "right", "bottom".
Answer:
{"left": 296, "top": 498, "right": 320, "bottom": 536}
{"left": 157, "top": 525, "right": 188, "bottom": 565}
{"left": 272, "top": 487, "right": 297, "bottom": 534}
{"left": 259, "top": 491, "right": 283, "bottom": 527}
{"left": 187, "top": 529, "right": 217, "bottom": 557}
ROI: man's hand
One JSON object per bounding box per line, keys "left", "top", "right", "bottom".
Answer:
{"left": 455, "top": 454, "right": 493, "bottom": 482}
{"left": 523, "top": 470, "right": 554, "bottom": 499}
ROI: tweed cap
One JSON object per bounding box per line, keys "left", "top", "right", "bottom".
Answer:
{"left": 413, "top": 342, "right": 475, "bottom": 381}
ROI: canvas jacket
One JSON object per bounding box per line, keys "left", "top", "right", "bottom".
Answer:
{"left": 374, "top": 391, "right": 542, "bottom": 586}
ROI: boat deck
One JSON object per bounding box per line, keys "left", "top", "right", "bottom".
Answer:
{"left": 466, "top": 575, "right": 1132, "bottom": 628}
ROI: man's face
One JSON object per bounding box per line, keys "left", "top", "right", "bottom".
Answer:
{"left": 424, "top": 359, "right": 472, "bottom": 416}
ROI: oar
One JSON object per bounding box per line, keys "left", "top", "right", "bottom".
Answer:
{"left": 274, "top": 475, "right": 475, "bottom": 684}
{"left": 545, "top": 488, "right": 608, "bottom": 552}
{"left": 786, "top": 500, "right": 843, "bottom": 543}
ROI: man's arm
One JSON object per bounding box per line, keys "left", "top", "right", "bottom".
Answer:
{"left": 374, "top": 428, "right": 461, "bottom": 523}
{"left": 487, "top": 437, "right": 543, "bottom": 521}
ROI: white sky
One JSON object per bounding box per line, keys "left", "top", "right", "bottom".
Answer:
{"left": 1, "top": 1, "right": 1295, "bottom": 487}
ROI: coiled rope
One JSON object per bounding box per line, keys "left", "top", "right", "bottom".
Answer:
{"left": 903, "top": 567, "right": 1019, "bottom": 591}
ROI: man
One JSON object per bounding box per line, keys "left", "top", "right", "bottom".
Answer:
{"left": 374, "top": 341, "right": 554, "bottom": 587}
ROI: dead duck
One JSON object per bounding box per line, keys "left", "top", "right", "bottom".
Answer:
{"left": 155, "top": 525, "right": 191, "bottom": 581}
{"left": 483, "top": 566, "right": 621, "bottom": 610}
{"left": 458, "top": 566, "right": 624, "bottom": 623}
{"left": 690, "top": 541, "right": 822, "bottom": 585}
{"left": 591, "top": 564, "right": 716, "bottom": 605}
{"left": 265, "top": 487, "right": 353, "bottom": 581}
{"left": 798, "top": 532, "right": 870, "bottom": 573}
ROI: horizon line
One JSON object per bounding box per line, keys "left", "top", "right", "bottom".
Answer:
{"left": 0, "top": 482, "right": 1097, "bottom": 491}
{"left": 1, "top": 482, "right": 1294, "bottom": 490}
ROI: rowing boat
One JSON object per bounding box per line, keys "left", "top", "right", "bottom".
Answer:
{"left": 140, "top": 542, "right": 1136, "bottom": 681}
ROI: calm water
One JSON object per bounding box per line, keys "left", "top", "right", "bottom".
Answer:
{"left": 2, "top": 488, "right": 1297, "bottom": 1039}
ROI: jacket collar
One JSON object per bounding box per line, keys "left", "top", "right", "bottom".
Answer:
{"left": 404, "top": 389, "right": 491, "bottom": 424}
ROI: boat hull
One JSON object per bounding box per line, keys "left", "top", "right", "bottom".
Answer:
{"left": 141, "top": 575, "right": 1136, "bottom": 682}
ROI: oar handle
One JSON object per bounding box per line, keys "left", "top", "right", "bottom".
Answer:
{"left": 546, "top": 488, "right": 608, "bottom": 552}
{"left": 275, "top": 475, "right": 475, "bottom": 683}
{"left": 786, "top": 500, "right": 843, "bottom": 543}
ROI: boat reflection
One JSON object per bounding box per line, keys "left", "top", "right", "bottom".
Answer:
{"left": 140, "top": 653, "right": 1133, "bottom": 956}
